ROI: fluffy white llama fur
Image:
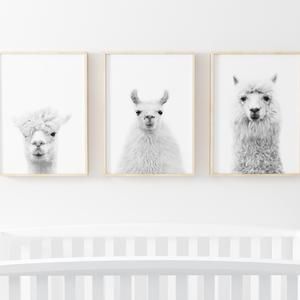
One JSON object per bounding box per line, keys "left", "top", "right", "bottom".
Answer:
{"left": 232, "top": 74, "right": 282, "bottom": 174}
{"left": 118, "top": 90, "right": 183, "bottom": 174}
{"left": 14, "top": 108, "right": 71, "bottom": 174}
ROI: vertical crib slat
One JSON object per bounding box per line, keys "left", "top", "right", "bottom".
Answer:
{"left": 287, "top": 275, "right": 298, "bottom": 300}
{"left": 218, "top": 238, "right": 230, "bottom": 257}
{"left": 37, "top": 276, "right": 48, "bottom": 300}
{"left": 134, "top": 238, "right": 147, "bottom": 300}
{"left": 261, "top": 238, "right": 272, "bottom": 259}
{"left": 147, "top": 238, "right": 156, "bottom": 256}
{"left": 217, "top": 238, "right": 231, "bottom": 300}
{"left": 93, "top": 238, "right": 105, "bottom": 257}
{"left": 72, "top": 238, "right": 85, "bottom": 300}
{"left": 50, "top": 239, "right": 63, "bottom": 300}
{"left": 0, "top": 235, "right": 10, "bottom": 300}
{"left": 248, "top": 238, "right": 260, "bottom": 300}
{"left": 64, "top": 275, "right": 75, "bottom": 300}
{"left": 156, "top": 238, "right": 168, "bottom": 300}
{"left": 282, "top": 238, "right": 293, "bottom": 260}
{"left": 9, "top": 276, "right": 20, "bottom": 300}
{"left": 126, "top": 238, "right": 135, "bottom": 256}
{"left": 30, "top": 239, "right": 42, "bottom": 259}
{"left": 177, "top": 238, "right": 189, "bottom": 256}
{"left": 0, "top": 276, "right": 9, "bottom": 300}
{"left": 168, "top": 238, "right": 177, "bottom": 300}
{"left": 251, "top": 238, "right": 261, "bottom": 258}
{"left": 125, "top": 238, "right": 135, "bottom": 300}
{"left": 0, "top": 234, "right": 10, "bottom": 261}
{"left": 9, "top": 239, "right": 21, "bottom": 260}
{"left": 217, "top": 276, "right": 231, "bottom": 300}
{"left": 176, "top": 275, "right": 188, "bottom": 300}
{"left": 104, "top": 238, "right": 115, "bottom": 300}
{"left": 293, "top": 237, "right": 300, "bottom": 260}
{"left": 20, "top": 242, "right": 31, "bottom": 300}
{"left": 92, "top": 275, "right": 104, "bottom": 300}
{"left": 31, "top": 239, "right": 43, "bottom": 300}
{"left": 209, "top": 238, "right": 219, "bottom": 257}
{"left": 230, "top": 238, "right": 240, "bottom": 258}
{"left": 148, "top": 275, "right": 159, "bottom": 300}
{"left": 188, "top": 238, "right": 198, "bottom": 300}
{"left": 271, "top": 238, "right": 283, "bottom": 300}
{"left": 72, "top": 238, "right": 84, "bottom": 257}
{"left": 232, "top": 275, "right": 242, "bottom": 300}
{"left": 240, "top": 237, "right": 251, "bottom": 258}
{"left": 120, "top": 275, "right": 131, "bottom": 300}
{"left": 259, "top": 275, "right": 271, "bottom": 300}
{"left": 204, "top": 275, "right": 215, "bottom": 300}
{"left": 83, "top": 239, "right": 94, "bottom": 300}
{"left": 176, "top": 240, "right": 189, "bottom": 300}
{"left": 198, "top": 238, "right": 209, "bottom": 256}
{"left": 51, "top": 238, "right": 63, "bottom": 258}
{"left": 114, "top": 238, "right": 126, "bottom": 256}
{"left": 282, "top": 238, "right": 293, "bottom": 300}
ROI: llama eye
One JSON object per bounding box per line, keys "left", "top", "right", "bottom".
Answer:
{"left": 263, "top": 95, "right": 270, "bottom": 102}
{"left": 240, "top": 96, "right": 247, "bottom": 102}
{"left": 158, "top": 110, "right": 163, "bottom": 115}
{"left": 136, "top": 110, "right": 141, "bottom": 116}
{"left": 50, "top": 132, "right": 56, "bottom": 137}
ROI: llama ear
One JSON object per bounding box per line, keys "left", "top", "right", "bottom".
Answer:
{"left": 233, "top": 76, "right": 239, "bottom": 85}
{"left": 271, "top": 74, "right": 277, "bottom": 83}
{"left": 131, "top": 89, "right": 140, "bottom": 105}
{"left": 160, "top": 90, "right": 169, "bottom": 105}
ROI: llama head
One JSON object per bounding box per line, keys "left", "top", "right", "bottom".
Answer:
{"left": 130, "top": 90, "right": 168, "bottom": 131}
{"left": 14, "top": 108, "right": 71, "bottom": 164}
{"left": 233, "top": 74, "right": 279, "bottom": 123}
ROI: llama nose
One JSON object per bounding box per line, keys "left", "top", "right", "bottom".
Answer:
{"left": 145, "top": 115, "right": 155, "bottom": 120}
{"left": 250, "top": 108, "right": 260, "bottom": 113}
{"left": 32, "top": 140, "right": 45, "bottom": 147}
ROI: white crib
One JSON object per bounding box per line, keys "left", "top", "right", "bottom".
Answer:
{"left": 0, "top": 224, "right": 299, "bottom": 300}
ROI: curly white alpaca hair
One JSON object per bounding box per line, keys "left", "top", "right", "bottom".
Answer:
{"left": 232, "top": 75, "right": 282, "bottom": 174}
{"left": 14, "top": 108, "right": 71, "bottom": 174}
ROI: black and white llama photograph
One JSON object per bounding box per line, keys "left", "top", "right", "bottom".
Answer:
{"left": 106, "top": 54, "right": 195, "bottom": 175}
{"left": 14, "top": 108, "right": 71, "bottom": 174}
{"left": 0, "top": 53, "right": 88, "bottom": 175}
{"left": 212, "top": 54, "right": 300, "bottom": 175}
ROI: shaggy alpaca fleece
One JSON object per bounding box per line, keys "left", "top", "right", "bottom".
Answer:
{"left": 118, "top": 90, "right": 183, "bottom": 174}
{"left": 233, "top": 76, "right": 283, "bottom": 174}
{"left": 119, "top": 122, "right": 183, "bottom": 174}
{"left": 14, "top": 108, "right": 70, "bottom": 174}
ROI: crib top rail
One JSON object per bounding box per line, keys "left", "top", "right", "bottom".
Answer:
{"left": 0, "top": 257, "right": 300, "bottom": 276}
{"left": 0, "top": 224, "right": 299, "bottom": 238}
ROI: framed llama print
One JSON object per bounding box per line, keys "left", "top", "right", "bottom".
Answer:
{"left": 105, "top": 53, "right": 195, "bottom": 176}
{"left": 0, "top": 52, "right": 88, "bottom": 176}
{"left": 211, "top": 53, "right": 300, "bottom": 176}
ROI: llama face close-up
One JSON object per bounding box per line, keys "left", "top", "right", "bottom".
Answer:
{"left": 14, "top": 108, "right": 71, "bottom": 172}
{"left": 27, "top": 129, "right": 56, "bottom": 163}
{"left": 130, "top": 90, "right": 168, "bottom": 131}
{"left": 233, "top": 75, "right": 277, "bottom": 122}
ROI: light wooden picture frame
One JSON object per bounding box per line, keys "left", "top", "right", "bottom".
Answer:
{"left": 0, "top": 52, "right": 88, "bottom": 176}
{"left": 210, "top": 52, "right": 300, "bottom": 176}
{"left": 105, "top": 52, "right": 196, "bottom": 176}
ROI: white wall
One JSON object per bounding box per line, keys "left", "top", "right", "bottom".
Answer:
{"left": 0, "top": 0, "right": 299, "bottom": 229}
